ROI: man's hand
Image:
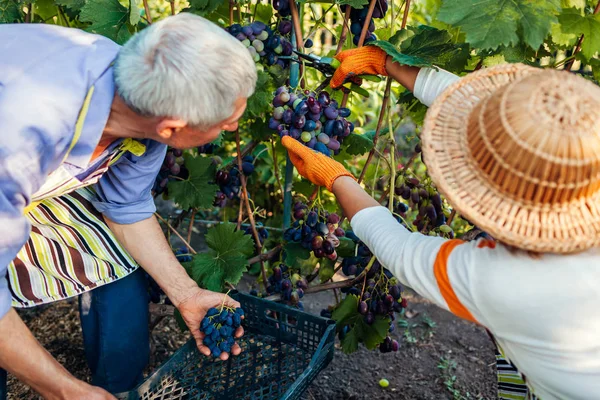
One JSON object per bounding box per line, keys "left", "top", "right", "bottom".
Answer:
{"left": 330, "top": 46, "right": 389, "bottom": 89}
{"left": 176, "top": 288, "right": 244, "bottom": 361}
{"left": 281, "top": 136, "right": 355, "bottom": 190}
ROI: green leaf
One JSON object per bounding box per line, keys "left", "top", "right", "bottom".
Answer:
{"left": 0, "top": 0, "right": 22, "bottom": 23}
{"left": 254, "top": 3, "right": 272, "bottom": 23}
{"left": 54, "top": 0, "right": 85, "bottom": 13}
{"left": 248, "top": 118, "right": 273, "bottom": 142}
{"left": 356, "top": 316, "right": 389, "bottom": 350}
{"left": 341, "top": 327, "right": 359, "bottom": 354}
{"left": 332, "top": 294, "right": 359, "bottom": 327}
{"left": 335, "top": 237, "right": 357, "bottom": 258}
{"left": 187, "top": 0, "right": 223, "bottom": 16}
{"left": 559, "top": 8, "right": 600, "bottom": 59}
{"left": 80, "top": 0, "right": 132, "bottom": 44}
{"left": 370, "top": 25, "right": 471, "bottom": 72}
{"left": 129, "top": 0, "right": 140, "bottom": 25}
{"left": 343, "top": 133, "right": 374, "bottom": 155}
{"left": 33, "top": 0, "right": 58, "bottom": 20}
{"left": 188, "top": 223, "right": 254, "bottom": 291}
{"left": 245, "top": 70, "right": 274, "bottom": 119}
{"left": 589, "top": 57, "right": 600, "bottom": 83}
{"left": 167, "top": 154, "right": 218, "bottom": 210}
{"left": 284, "top": 242, "right": 311, "bottom": 264}
{"left": 337, "top": 0, "right": 369, "bottom": 9}
{"left": 318, "top": 258, "right": 336, "bottom": 282}
{"left": 438, "top": 0, "right": 561, "bottom": 50}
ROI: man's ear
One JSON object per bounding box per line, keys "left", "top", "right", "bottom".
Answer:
{"left": 156, "top": 119, "right": 187, "bottom": 140}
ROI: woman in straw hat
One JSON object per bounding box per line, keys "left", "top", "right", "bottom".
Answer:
{"left": 281, "top": 46, "right": 600, "bottom": 400}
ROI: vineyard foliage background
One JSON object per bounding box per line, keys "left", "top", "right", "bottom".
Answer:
{"left": 2, "top": 0, "right": 599, "bottom": 353}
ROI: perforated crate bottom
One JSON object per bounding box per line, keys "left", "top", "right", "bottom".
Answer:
{"left": 124, "top": 333, "right": 314, "bottom": 400}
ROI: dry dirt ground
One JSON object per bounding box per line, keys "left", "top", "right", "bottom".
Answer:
{"left": 7, "top": 285, "right": 496, "bottom": 400}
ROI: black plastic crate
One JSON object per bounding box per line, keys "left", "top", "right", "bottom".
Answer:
{"left": 116, "top": 292, "right": 336, "bottom": 399}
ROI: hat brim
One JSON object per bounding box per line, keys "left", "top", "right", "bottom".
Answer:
{"left": 421, "top": 63, "right": 600, "bottom": 254}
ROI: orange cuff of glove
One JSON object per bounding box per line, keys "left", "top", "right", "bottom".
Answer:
{"left": 316, "top": 162, "right": 356, "bottom": 192}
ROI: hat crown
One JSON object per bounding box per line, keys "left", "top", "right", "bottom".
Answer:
{"left": 467, "top": 70, "right": 600, "bottom": 206}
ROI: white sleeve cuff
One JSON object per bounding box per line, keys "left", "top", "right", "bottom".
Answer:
{"left": 413, "top": 67, "right": 460, "bottom": 107}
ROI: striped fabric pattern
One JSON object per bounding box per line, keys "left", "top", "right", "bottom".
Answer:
{"left": 495, "top": 345, "right": 539, "bottom": 400}
{"left": 9, "top": 187, "right": 138, "bottom": 307}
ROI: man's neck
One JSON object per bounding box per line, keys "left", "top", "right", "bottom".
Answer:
{"left": 101, "top": 93, "right": 159, "bottom": 143}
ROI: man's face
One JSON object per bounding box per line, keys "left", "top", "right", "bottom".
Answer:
{"left": 161, "top": 97, "right": 247, "bottom": 149}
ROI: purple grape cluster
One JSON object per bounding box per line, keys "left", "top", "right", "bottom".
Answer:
{"left": 153, "top": 148, "right": 187, "bottom": 196}
{"left": 266, "top": 263, "right": 308, "bottom": 309}
{"left": 227, "top": 22, "right": 293, "bottom": 69}
{"left": 197, "top": 143, "right": 216, "bottom": 154}
{"left": 272, "top": 0, "right": 291, "bottom": 17}
{"left": 339, "top": 232, "right": 404, "bottom": 353}
{"left": 213, "top": 156, "right": 255, "bottom": 208}
{"left": 201, "top": 307, "right": 244, "bottom": 358}
{"left": 395, "top": 173, "right": 453, "bottom": 236}
{"left": 284, "top": 201, "right": 345, "bottom": 260}
{"left": 244, "top": 222, "right": 269, "bottom": 247}
{"left": 269, "top": 87, "right": 355, "bottom": 156}
{"left": 341, "top": 1, "right": 388, "bottom": 46}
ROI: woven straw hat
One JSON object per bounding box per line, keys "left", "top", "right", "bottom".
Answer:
{"left": 422, "top": 63, "right": 600, "bottom": 254}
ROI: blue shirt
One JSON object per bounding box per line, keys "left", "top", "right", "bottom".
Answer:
{"left": 0, "top": 24, "right": 167, "bottom": 318}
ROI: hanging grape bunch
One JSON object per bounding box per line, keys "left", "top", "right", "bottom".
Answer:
{"left": 284, "top": 201, "right": 345, "bottom": 260}
{"left": 227, "top": 22, "right": 293, "bottom": 69}
{"left": 272, "top": 0, "right": 290, "bottom": 17}
{"left": 197, "top": 143, "right": 216, "bottom": 154}
{"left": 266, "top": 263, "right": 308, "bottom": 310}
{"left": 338, "top": 233, "right": 404, "bottom": 353}
{"left": 153, "top": 148, "right": 187, "bottom": 196}
{"left": 269, "top": 87, "right": 355, "bottom": 156}
{"left": 341, "top": 0, "right": 388, "bottom": 46}
{"left": 244, "top": 222, "right": 269, "bottom": 248}
{"left": 394, "top": 169, "right": 454, "bottom": 237}
{"left": 213, "top": 156, "right": 255, "bottom": 207}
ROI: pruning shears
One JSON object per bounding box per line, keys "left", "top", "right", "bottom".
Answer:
{"left": 292, "top": 50, "right": 382, "bottom": 97}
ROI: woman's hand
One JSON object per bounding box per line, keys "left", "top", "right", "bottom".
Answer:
{"left": 281, "top": 136, "right": 355, "bottom": 190}
{"left": 330, "top": 46, "right": 389, "bottom": 89}
{"left": 176, "top": 288, "right": 244, "bottom": 361}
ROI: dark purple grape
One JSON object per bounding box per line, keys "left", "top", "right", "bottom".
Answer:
{"left": 304, "top": 38, "right": 313, "bottom": 48}
{"left": 324, "top": 120, "right": 335, "bottom": 136}
{"left": 327, "top": 138, "right": 341, "bottom": 151}
{"left": 426, "top": 204, "right": 437, "bottom": 221}
{"left": 333, "top": 120, "right": 344, "bottom": 136}
{"left": 358, "top": 301, "right": 368, "bottom": 315}
{"left": 334, "top": 227, "right": 345, "bottom": 237}
{"left": 338, "top": 107, "right": 351, "bottom": 118}
{"left": 365, "top": 312, "right": 375, "bottom": 325}
{"left": 294, "top": 100, "right": 309, "bottom": 115}
{"left": 322, "top": 240, "right": 335, "bottom": 255}
{"left": 278, "top": 20, "right": 292, "bottom": 34}
{"left": 316, "top": 222, "right": 329, "bottom": 236}
{"left": 317, "top": 91, "right": 331, "bottom": 106}
{"left": 313, "top": 248, "right": 325, "bottom": 258}
{"left": 293, "top": 114, "right": 306, "bottom": 129}
{"left": 165, "top": 153, "right": 176, "bottom": 168}
{"left": 172, "top": 149, "right": 183, "bottom": 157}
{"left": 390, "top": 285, "right": 401, "bottom": 300}
{"left": 324, "top": 106, "right": 338, "bottom": 120}
{"left": 170, "top": 163, "right": 180, "bottom": 175}
{"left": 268, "top": 117, "right": 280, "bottom": 130}
{"left": 327, "top": 213, "right": 340, "bottom": 224}
{"left": 306, "top": 211, "right": 318, "bottom": 227}
{"left": 294, "top": 208, "right": 306, "bottom": 220}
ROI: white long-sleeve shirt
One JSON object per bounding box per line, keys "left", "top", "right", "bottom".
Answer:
{"left": 349, "top": 69, "right": 600, "bottom": 400}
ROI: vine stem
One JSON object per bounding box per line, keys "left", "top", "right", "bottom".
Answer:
{"left": 357, "top": 78, "right": 392, "bottom": 184}
{"left": 25, "top": 3, "right": 33, "bottom": 22}
{"left": 170, "top": 1, "right": 175, "bottom": 15}
{"left": 565, "top": 1, "right": 600, "bottom": 71}
{"left": 447, "top": 209, "right": 457, "bottom": 225}
{"left": 155, "top": 213, "right": 197, "bottom": 255}
{"left": 289, "top": 0, "right": 305, "bottom": 80}
{"left": 187, "top": 209, "right": 196, "bottom": 244}
{"left": 271, "top": 139, "right": 285, "bottom": 202}
{"left": 357, "top": 0, "right": 378, "bottom": 46}
{"left": 143, "top": 0, "right": 152, "bottom": 23}
{"left": 237, "top": 197, "right": 244, "bottom": 230}
{"left": 336, "top": 7, "right": 352, "bottom": 54}
{"left": 229, "top": 1, "right": 234, "bottom": 25}
{"left": 235, "top": 129, "right": 269, "bottom": 291}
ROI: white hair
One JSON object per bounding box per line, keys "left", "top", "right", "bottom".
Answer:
{"left": 114, "top": 13, "right": 257, "bottom": 129}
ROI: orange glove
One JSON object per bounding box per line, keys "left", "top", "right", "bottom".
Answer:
{"left": 281, "top": 136, "right": 356, "bottom": 191}
{"left": 330, "top": 46, "right": 389, "bottom": 89}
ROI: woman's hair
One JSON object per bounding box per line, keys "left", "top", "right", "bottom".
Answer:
{"left": 114, "top": 13, "right": 257, "bottom": 129}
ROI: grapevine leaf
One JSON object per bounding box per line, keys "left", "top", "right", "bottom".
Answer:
{"left": 254, "top": 3, "right": 273, "bottom": 22}
{"left": 186, "top": 0, "right": 223, "bottom": 16}
{"left": 80, "top": 0, "right": 132, "bottom": 44}
{"left": 129, "top": 0, "right": 140, "bottom": 26}
{"left": 341, "top": 327, "right": 359, "bottom": 354}
{"left": 356, "top": 316, "right": 389, "bottom": 350}
{"left": 558, "top": 8, "right": 600, "bottom": 60}
{"left": 0, "top": 0, "right": 22, "bottom": 23}
{"left": 245, "top": 70, "right": 274, "bottom": 120}
{"left": 332, "top": 294, "right": 359, "bottom": 328}
{"left": 438, "top": 0, "right": 561, "bottom": 50}
{"left": 188, "top": 223, "right": 254, "bottom": 291}
{"left": 343, "top": 133, "right": 374, "bottom": 155}
{"left": 370, "top": 25, "right": 471, "bottom": 71}
{"left": 589, "top": 58, "right": 600, "bottom": 83}
{"left": 284, "top": 242, "right": 311, "bottom": 264}
{"left": 335, "top": 237, "right": 357, "bottom": 258}
{"left": 55, "top": 0, "right": 85, "bottom": 12}
{"left": 167, "top": 154, "right": 218, "bottom": 210}
{"left": 248, "top": 118, "right": 273, "bottom": 142}
{"left": 337, "top": 0, "right": 369, "bottom": 10}
{"left": 318, "top": 258, "right": 335, "bottom": 282}
{"left": 561, "top": 0, "right": 585, "bottom": 9}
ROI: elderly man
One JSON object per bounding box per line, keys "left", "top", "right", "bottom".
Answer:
{"left": 0, "top": 13, "right": 256, "bottom": 399}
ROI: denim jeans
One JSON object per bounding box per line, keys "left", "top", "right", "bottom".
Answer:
{"left": 0, "top": 268, "right": 149, "bottom": 398}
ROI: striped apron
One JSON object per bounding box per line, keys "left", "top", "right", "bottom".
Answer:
{"left": 7, "top": 87, "right": 146, "bottom": 308}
